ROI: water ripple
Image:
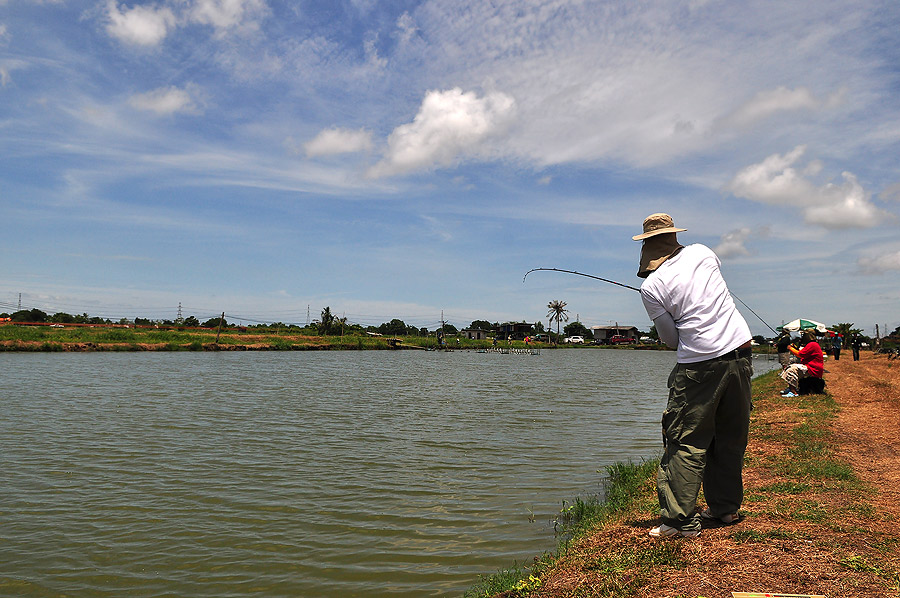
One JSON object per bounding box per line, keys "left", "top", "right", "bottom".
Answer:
{"left": 1, "top": 350, "right": 781, "bottom": 597}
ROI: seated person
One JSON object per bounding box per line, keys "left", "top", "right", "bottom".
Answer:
{"left": 779, "top": 330, "right": 824, "bottom": 396}
{"left": 775, "top": 332, "right": 794, "bottom": 369}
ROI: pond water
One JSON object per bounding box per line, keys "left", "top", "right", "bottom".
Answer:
{"left": 0, "top": 349, "right": 780, "bottom": 597}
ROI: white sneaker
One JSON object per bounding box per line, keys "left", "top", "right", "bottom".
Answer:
{"left": 649, "top": 523, "right": 700, "bottom": 538}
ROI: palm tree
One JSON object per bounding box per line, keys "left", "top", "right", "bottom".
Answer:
{"left": 318, "top": 306, "right": 335, "bottom": 335}
{"left": 547, "top": 300, "right": 569, "bottom": 345}
{"left": 830, "top": 322, "right": 860, "bottom": 339}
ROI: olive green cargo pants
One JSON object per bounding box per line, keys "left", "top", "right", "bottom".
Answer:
{"left": 657, "top": 354, "right": 753, "bottom": 531}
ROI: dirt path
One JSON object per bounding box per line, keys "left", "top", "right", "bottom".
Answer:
{"left": 828, "top": 352, "right": 900, "bottom": 518}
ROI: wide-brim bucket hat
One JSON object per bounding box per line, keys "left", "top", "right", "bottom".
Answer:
{"left": 632, "top": 213, "right": 687, "bottom": 241}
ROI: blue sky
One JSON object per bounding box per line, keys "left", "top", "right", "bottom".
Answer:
{"left": 2, "top": 0, "right": 899, "bottom": 336}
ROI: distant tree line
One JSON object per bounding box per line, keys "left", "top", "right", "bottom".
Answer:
{"left": 2, "top": 306, "right": 611, "bottom": 342}
{"left": 3, "top": 309, "right": 113, "bottom": 325}
{"left": 23, "top": 307, "right": 895, "bottom": 347}
{"left": 0, "top": 306, "right": 501, "bottom": 338}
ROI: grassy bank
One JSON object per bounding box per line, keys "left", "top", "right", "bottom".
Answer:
{"left": 0, "top": 325, "right": 463, "bottom": 351}
{"left": 465, "top": 368, "right": 900, "bottom": 597}
{"left": 0, "top": 324, "right": 668, "bottom": 352}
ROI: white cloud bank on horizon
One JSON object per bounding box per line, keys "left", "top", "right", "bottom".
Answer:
{"left": 304, "top": 128, "right": 374, "bottom": 157}
{"left": 367, "top": 88, "right": 516, "bottom": 178}
{"left": 726, "top": 146, "right": 889, "bottom": 229}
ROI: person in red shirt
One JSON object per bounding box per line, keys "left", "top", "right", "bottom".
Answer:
{"left": 779, "top": 331, "right": 824, "bottom": 396}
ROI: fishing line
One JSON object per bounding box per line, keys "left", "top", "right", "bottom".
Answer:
{"left": 523, "top": 267, "right": 779, "bottom": 335}
{"left": 729, "top": 294, "right": 779, "bottom": 335}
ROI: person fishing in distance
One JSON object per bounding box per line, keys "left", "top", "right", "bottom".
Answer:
{"left": 634, "top": 213, "right": 753, "bottom": 538}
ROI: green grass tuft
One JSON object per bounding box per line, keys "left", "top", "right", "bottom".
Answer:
{"left": 555, "top": 459, "right": 659, "bottom": 542}
{"left": 463, "top": 556, "right": 553, "bottom": 598}
{"left": 466, "top": 459, "right": 660, "bottom": 597}
{"left": 730, "top": 528, "right": 800, "bottom": 543}
{"left": 755, "top": 481, "right": 811, "bottom": 494}
{"left": 581, "top": 543, "right": 686, "bottom": 597}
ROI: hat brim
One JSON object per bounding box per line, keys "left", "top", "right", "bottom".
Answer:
{"left": 632, "top": 226, "right": 686, "bottom": 241}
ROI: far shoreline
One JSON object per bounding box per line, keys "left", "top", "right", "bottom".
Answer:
{"left": 0, "top": 324, "right": 683, "bottom": 353}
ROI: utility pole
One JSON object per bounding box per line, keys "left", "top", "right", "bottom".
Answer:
{"left": 176, "top": 302, "right": 183, "bottom": 324}
{"left": 18, "top": 293, "right": 22, "bottom": 311}
{"left": 215, "top": 312, "right": 225, "bottom": 344}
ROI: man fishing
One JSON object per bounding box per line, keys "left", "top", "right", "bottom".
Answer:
{"left": 633, "top": 213, "right": 753, "bottom": 538}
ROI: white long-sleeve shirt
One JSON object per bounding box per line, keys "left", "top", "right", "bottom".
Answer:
{"left": 640, "top": 244, "right": 751, "bottom": 363}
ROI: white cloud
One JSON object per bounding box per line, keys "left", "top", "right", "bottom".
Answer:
{"left": 190, "top": 0, "right": 267, "bottom": 34}
{"left": 421, "top": 214, "right": 453, "bottom": 242}
{"left": 395, "top": 12, "right": 417, "bottom": 43}
{"left": 106, "top": 0, "right": 266, "bottom": 46}
{"left": 304, "top": 128, "right": 374, "bottom": 157}
{"left": 714, "top": 228, "right": 752, "bottom": 258}
{"left": 726, "top": 146, "right": 815, "bottom": 205}
{"left": 716, "top": 86, "right": 822, "bottom": 129}
{"left": 0, "top": 55, "right": 26, "bottom": 88}
{"left": 396, "top": 1, "right": 884, "bottom": 173}
{"left": 106, "top": 1, "right": 176, "bottom": 47}
{"left": 363, "top": 36, "right": 386, "bottom": 70}
{"left": 726, "top": 146, "right": 889, "bottom": 229}
{"left": 368, "top": 88, "right": 515, "bottom": 178}
{"left": 803, "top": 172, "right": 886, "bottom": 228}
{"left": 858, "top": 250, "right": 900, "bottom": 274}
{"left": 128, "top": 86, "right": 200, "bottom": 115}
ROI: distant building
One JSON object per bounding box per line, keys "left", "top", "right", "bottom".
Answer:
{"left": 461, "top": 328, "right": 491, "bottom": 340}
{"left": 497, "top": 322, "right": 535, "bottom": 340}
{"left": 590, "top": 325, "right": 640, "bottom": 343}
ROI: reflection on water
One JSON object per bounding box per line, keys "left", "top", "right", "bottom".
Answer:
{"left": 1, "top": 349, "right": 780, "bottom": 597}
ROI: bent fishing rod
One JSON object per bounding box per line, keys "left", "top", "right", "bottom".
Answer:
{"left": 523, "top": 267, "right": 778, "bottom": 335}
{"left": 523, "top": 267, "right": 640, "bottom": 292}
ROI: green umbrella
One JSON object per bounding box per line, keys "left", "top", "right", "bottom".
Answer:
{"left": 776, "top": 318, "right": 829, "bottom": 333}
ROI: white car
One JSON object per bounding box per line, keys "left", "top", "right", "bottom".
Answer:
{"left": 565, "top": 336, "right": 585, "bottom": 344}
